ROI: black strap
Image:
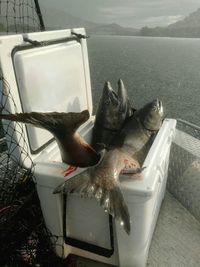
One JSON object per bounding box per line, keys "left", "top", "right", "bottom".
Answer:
{"left": 23, "top": 37, "right": 41, "bottom": 46}
{"left": 62, "top": 194, "right": 114, "bottom": 258}
{"left": 71, "top": 31, "right": 89, "bottom": 39}
{"left": 22, "top": 35, "right": 77, "bottom": 48}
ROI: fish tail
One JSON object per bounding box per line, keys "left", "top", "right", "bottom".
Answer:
{"left": 81, "top": 180, "right": 130, "bottom": 234}
{"left": 0, "top": 110, "right": 90, "bottom": 133}
{"left": 0, "top": 112, "right": 61, "bottom": 133}
{"left": 53, "top": 170, "right": 90, "bottom": 194}
{"left": 53, "top": 169, "right": 131, "bottom": 235}
{"left": 0, "top": 113, "right": 32, "bottom": 123}
{"left": 104, "top": 185, "right": 130, "bottom": 235}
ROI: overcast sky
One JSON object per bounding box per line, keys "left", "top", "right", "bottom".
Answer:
{"left": 42, "top": 0, "right": 200, "bottom": 28}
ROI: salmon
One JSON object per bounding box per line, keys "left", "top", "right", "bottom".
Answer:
{"left": 54, "top": 99, "right": 164, "bottom": 234}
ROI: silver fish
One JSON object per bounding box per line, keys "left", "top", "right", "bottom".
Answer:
{"left": 54, "top": 99, "right": 164, "bottom": 235}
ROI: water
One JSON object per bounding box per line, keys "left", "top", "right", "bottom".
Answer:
{"left": 87, "top": 36, "right": 200, "bottom": 125}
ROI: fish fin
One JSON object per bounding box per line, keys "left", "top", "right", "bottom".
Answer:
{"left": 120, "top": 157, "right": 145, "bottom": 180}
{"left": 119, "top": 154, "right": 141, "bottom": 175}
{"left": 118, "top": 79, "right": 136, "bottom": 115}
{"left": 121, "top": 166, "right": 146, "bottom": 175}
{"left": 109, "top": 185, "right": 130, "bottom": 234}
{"left": 0, "top": 110, "right": 89, "bottom": 136}
{"left": 79, "top": 176, "right": 131, "bottom": 235}
{"left": 118, "top": 79, "right": 128, "bottom": 112}
{"left": 121, "top": 168, "right": 143, "bottom": 175}
{"left": 54, "top": 170, "right": 131, "bottom": 234}
{"left": 53, "top": 170, "right": 89, "bottom": 194}
{"left": 54, "top": 148, "right": 131, "bottom": 234}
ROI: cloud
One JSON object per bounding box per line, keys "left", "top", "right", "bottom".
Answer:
{"left": 142, "top": 15, "right": 184, "bottom": 27}
{"left": 41, "top": 0, "right": 200, "bottom": 28}
{"left": 99, "top": 6, "right": 136, "bottom": 19}
{"left": 93, "top": 1, "right": 199, "bottom": 27}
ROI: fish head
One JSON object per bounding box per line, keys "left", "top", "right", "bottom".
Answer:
{"left": 137, "top": 99, "right": 163, "bottom": 131}
{"left": 96, "top": 80, "right": 133, "bottom": 130}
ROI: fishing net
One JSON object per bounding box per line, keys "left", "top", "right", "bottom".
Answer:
{"left": 0, "top": 74, "right": 60, "bottom": 267}
{"left": 0, "top": 2, "right": 91, "bottom": 264}
{"left": 0, "top": 1, "right": 69, "bottom": 266}
{"left": 0, "top": 0, "right": 45, "bottom": 34}
{"left": 168, "top": 119, "right": 200, "bottom": 222}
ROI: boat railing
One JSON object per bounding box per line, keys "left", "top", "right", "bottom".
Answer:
{"left": 168, "top": 118, "right": 200, "bottom": 222}
{"left": 177, "top": 118, "right": 200, "bottom": 131}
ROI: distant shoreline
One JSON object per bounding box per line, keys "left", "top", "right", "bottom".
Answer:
{"left": 89, "top": 34, "right": 200, "bottom": 40}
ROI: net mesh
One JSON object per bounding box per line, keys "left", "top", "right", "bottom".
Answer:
{"left": 0, "top": 1, "right": 71, "bottom": 266}
{"left": 0, "top": 0, "right": 43, "bottom": 34}
{"left": 168, "top": 119, "right": 200, "bottom": 222}
{"left": 0, "top": 74, "right": 65, "bottom": 266}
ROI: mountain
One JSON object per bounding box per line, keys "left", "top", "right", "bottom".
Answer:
{"left": 88, "top": 23, "right": 139, "bottom": 36}
{"left": 0, "top": 4, "right": 139, "bottom": 37}
{"left": 40, "top": 5, "right": 139, "bottom": 36}
{"left": 0, "top": 4, "right": 138, "bottom": 37}
{"left": 40, "top": 6, "right": 98, "bottom": 30}
{"left": 168, "top": 8, "right": 200, "bottom": 29}
{"left": 140, "top": 8, "right": 200, "bottom": 38}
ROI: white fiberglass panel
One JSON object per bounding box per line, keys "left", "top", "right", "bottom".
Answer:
{"left": 66, "top": 194, "right": 112, "bottom": 249}
{"left": 13, "top": 41, "right": 89, "bottom": 152}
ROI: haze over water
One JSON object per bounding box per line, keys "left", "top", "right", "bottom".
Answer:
{"left": 88, "top": 36, "right": 200, "bottom": 125}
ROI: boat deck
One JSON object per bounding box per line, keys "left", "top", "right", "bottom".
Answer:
{"left": 73, "top": 191, "right": 200, "bottom": 267}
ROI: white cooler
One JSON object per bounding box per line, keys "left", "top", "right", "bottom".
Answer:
{"left": 0, "top": 29, "right": 176, "bottom": 267}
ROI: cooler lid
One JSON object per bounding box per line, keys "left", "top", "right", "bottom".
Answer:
{"left": 0, "top": 29, "right": 93, "bottom": 159}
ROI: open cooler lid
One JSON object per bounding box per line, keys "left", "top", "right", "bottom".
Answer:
{"left": 0, "top": 29, "right": 93, "bottom": 165}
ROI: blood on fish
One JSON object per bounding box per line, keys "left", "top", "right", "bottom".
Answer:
{"left": 63, "top": 165, "right": 77, "bottom": 177}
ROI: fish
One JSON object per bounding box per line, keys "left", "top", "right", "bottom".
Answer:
{"left": 111, "top": 99, "right": 163, "bottom": 155}
{"left": 0, "top": 110, "right": 100, "bottom": 167}
{"left": 54, "top": 99, "right": 164, "bottom": 234}
{"left": 92, "top": 79, "right": 135, "bottom": 150}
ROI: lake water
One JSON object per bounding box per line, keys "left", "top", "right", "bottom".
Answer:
{"left": 0, "top": 35, "right": 200, "bottom": 144}
{"left": 87, "top": 36, "right": 200, "bottom": 125}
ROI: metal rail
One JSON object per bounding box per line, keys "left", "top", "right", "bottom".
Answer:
{"left": 177, "top": 118, "right": 200, "bottom": 131}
